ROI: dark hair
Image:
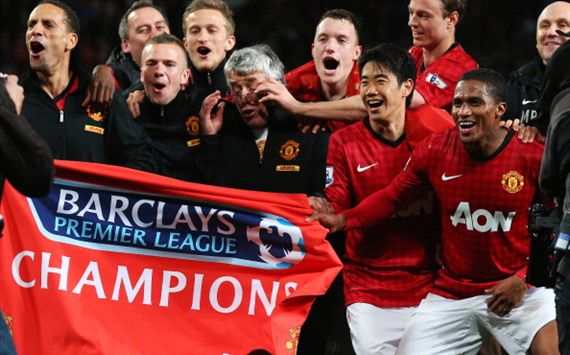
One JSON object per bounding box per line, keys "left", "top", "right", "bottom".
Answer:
{"left": 118, "top": 0, "right": 169, "bottom": 41}
{"left": 182, "top": 0, "right": 235, "bottom": 36}
{"left": 144, "top": 33, "right": 189, "bottom": 68}
{"left": 318, "top": 9, "right": 361, "bottom": 44}
{"left": 459, "top": 68, "right": 507, "bottom": 103}
{"left": 440, "top": 0, "right": 468, "bottom": 21}
{"left": 358, "top": 43, "right": 417, "bottom": 107}
{"left": 37, "top": 0, "right": 80, "bottom": 35}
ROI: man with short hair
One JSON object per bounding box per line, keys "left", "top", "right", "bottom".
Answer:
{"left": 182, "top": 0, "right": 235, "bottom": 95}
{"left": 21, "top": 0, "right": 155, "bottom": 171}
{"left": 127, "top": 0, "right": 236, "bottom": 118}
{"left": 310, "top": 68, "right": 558, "bottom": 354}
{"left": 326, "top": 43, "right": 454, "bottom": 354}
{"left": 136, "top": 33, "right": 202, "bottom": 180}
{"left": 83, "top": 0, "right": 170, "bottom": 106}
{"left": 257, "top": 0, "right": 477, "bottom": 129}
{"left": 285, "top": 9, "right": 362, "bottom": 132}
{"left": 505, "top": 1, "right": 570, "bottom": 133}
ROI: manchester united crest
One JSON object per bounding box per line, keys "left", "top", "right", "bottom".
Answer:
{"left": 285, "top": 326, "right": 301, "bottom": 354}
{"left": 86, "top": 105, "right": 106, "bottom": 121}
{"left": 185, "top": 116, "right": 200, "bottom": 136}
{"left": 279, "top": 140, "right": 300, "bottom": 161}
{"left": 501, "top": 170, "right": 524, "bottom": 194}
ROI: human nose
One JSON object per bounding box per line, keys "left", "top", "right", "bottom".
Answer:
{"left": 457, "top": 103, "right": 472, "bottom": 116}
{"left": 365, "top": 85, "right": 378, "bottom": 96}
{"left": 408, "top": 13, "right": 417, "bottom": 27}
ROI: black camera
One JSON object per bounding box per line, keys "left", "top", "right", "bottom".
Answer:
{"left": 527, "top": 203, "right": 560, "bottom": 287}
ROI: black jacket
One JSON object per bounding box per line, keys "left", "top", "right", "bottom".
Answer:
{"left": 505, "top": 57, "right": 545, "bottom": 126}
{"left": 0, "top": 80, "right": 54, "bottom": 197}
{"left": 106, "top": 46, "right": 140, "bottom": 91}
{"left": 540, "top": 87, "right": 570, "bottom": 234}
{"left": 193, "top": 106, "right": 328, "bottom": 196}
{"left": 190, "top": 58, "right": 229, "bottom": 100}
{"left": 135, "top": 89, "right": 201, "bottom": 180}
{"left": 20, "top": 63, "right": 156, "bottom": 172}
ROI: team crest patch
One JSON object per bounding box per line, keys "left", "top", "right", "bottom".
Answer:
{"left": 501, "top": 170, "right": 524, "bottom": 194}
{"left": 86, "top": 105, "right": 106, "bottom": 121}
{"left": 285, "top": 326, "right": 301, "bottom": 354}
{"left": 426, "top": 73, "right": 447, "bottom": 89}
{"left": 279, "top": 140, "right": 300, "bottom": 161}
{"left": 185, "top": 116, "right": 200, "bottom": 136}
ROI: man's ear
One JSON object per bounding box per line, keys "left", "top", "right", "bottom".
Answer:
{"left": 181, "top": 68, "right": 191, "bottom": 88}
{"left": 121, "top": 39, "right": 130, "bottom": 53}
{"left": 66, "top": 32, "right": 79, "bottom": 51}
{"left": 495, "top": 101, "right": 507, "bottom": 119}
{"left": 446, "top": 11, "right": 459, "bottom": 29}
{"left": 402, "top": 78, "right": 414, "bottom": 98}
{"left": 225, "top": 35, "right": 236, "bottom": 52}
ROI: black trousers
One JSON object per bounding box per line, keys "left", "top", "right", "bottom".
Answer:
{"left": 556, "top": 255, "right": 570, "bottom": 355}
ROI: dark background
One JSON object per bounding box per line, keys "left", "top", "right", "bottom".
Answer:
{"left": 0, "top": 0, "right": 554, "bottom": 77}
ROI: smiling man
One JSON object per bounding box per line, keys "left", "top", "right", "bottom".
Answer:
{"left": 407, "top": 0, "right": 477, "bottom": 110}
{"left": 310, "top": 68, "right": 558, "bottom": 354}
{"left": 325, "top": 43, "right": 454, "bottom": 354}
{"left": 505, "top": 1, "right": 570, "bottom": 131}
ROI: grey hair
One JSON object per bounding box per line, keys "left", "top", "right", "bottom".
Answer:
{"left": 224, "top": 44, "right": 285, "bottom": 86}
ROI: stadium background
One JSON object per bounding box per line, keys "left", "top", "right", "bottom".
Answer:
{"left": 0, "top": 0, "right": 554, "bottom": 80}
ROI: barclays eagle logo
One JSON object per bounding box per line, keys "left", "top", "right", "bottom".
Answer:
{"left": 247, "top": 218, "right": 305, "bottom": 268}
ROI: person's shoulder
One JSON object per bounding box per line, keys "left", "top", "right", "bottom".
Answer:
{"left": 286, "top": 61, "right": 317, "bottom": 79}
{"left": 331, "top": 120, "right": 366, "bottom": 142}
{"left": 409, "top": 45, "right": 423, "bottom": 58}
{"left": 406, "top": 105, "right": 455, "bottom": 148}
{"left": 509, "top": 57, "right": 543, "bottom": 82}
{"left": 443, "top": 44, "right": 477, "bottom": 68}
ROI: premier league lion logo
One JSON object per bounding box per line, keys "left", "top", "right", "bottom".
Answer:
{"left": 247, "top": 217, "right": 305, "bottom": 268}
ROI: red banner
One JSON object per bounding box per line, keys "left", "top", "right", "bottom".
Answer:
{"left": 0, "top": 161, "right": 341, "bottom": 354}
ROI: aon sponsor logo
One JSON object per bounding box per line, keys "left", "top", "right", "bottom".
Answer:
{"left": 450, "top": 202, "right": 515, "bottom": 232}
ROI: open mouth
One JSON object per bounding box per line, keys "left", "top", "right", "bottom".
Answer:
{"left": 197, "top": 46, "right": 211, "bottom": 56}
{"left": 368, "top": 100, "right": 384, "bottom": 109}
{"left": 152, "top": 83, "right": 166, "bottom": 91}
{"left": 458, "top": 121, "right": 476, "bottom": 130}
{"left": 30, "top": 41, "right": 45, "bottom": 54}
{"left": 241, "top": 108, "right": 256, "bottom": 118}
{"left": 323, "top": 58, "right": 339, "bottom": 70}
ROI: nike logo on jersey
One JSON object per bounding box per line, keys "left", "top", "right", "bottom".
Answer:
{"left": 522, "top": 99, "right": 537, "bottom": 105}
{"left": 441, "top": 173, "right": 463, "bottom": 181}
{"left": 357, "top": 162, "right": 378, "bottom": 173}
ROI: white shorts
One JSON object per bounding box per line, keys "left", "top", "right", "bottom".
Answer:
{"left": 346, "top": 302, "right": 417, "bottom": 355}
{"left": 396, "top": 287, "right": 556, "bottom": 355}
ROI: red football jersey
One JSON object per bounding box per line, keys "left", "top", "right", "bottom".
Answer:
{"left": 285, "top": 60, "right": 361, "bottom": 132}
{"left": 345, "top": 129, "right": 543, "bottom": 299}
{"left": 409, "top": 45, "right": 478, "bottom": 111}
{"left": 326, "top": 106, "right": 454, "bottom": 307}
